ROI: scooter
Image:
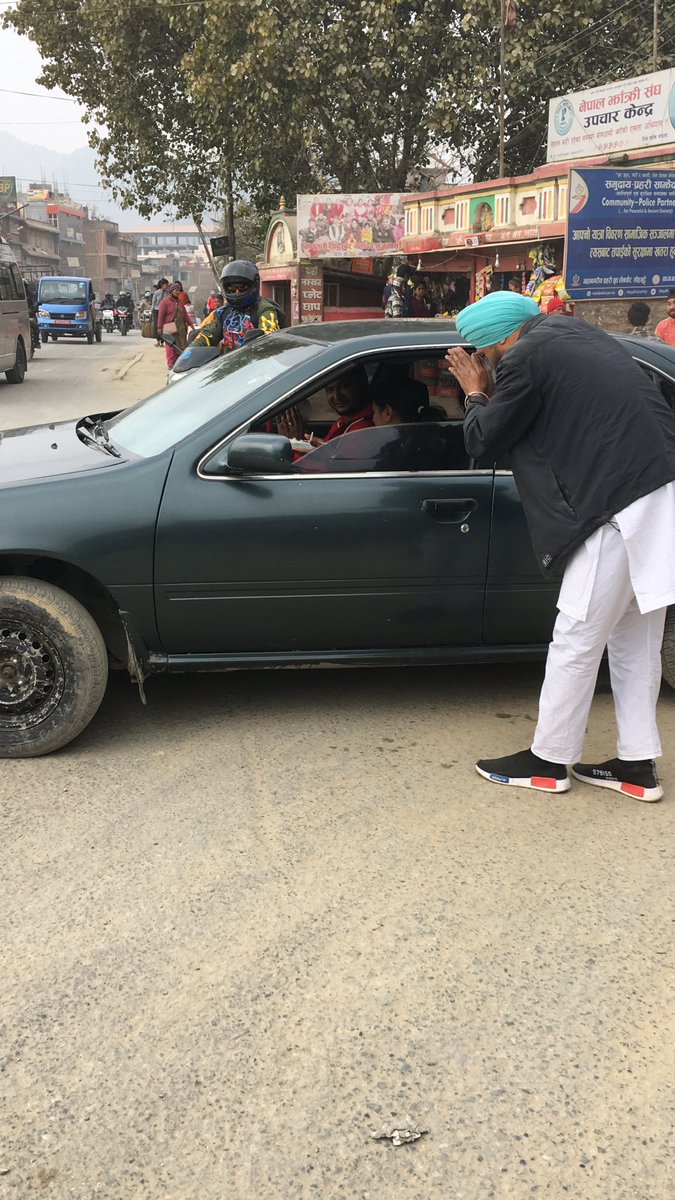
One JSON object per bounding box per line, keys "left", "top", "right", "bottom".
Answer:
{"left": 102, "top": 306, "right": 115, "bottom": 334}
{"left": 29, "top": 315, "right": 41, "bottom": 359}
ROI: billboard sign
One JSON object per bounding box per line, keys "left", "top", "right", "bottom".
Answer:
{"left": 297, "top": 193, "right": 405, "bottom": 258}
{"left": 547, "top": 68, "right": 675, "bottom": 162}
{"left": 0, "top": 176, "right": 17, "bottom": 205}
{"left": 565, "top": 168, "right": 675, "bottom": 299}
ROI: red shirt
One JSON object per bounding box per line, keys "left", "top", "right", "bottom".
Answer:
{"left": 655, "top": 317, "right": 675, "bottom": 347}
{"left": 325, "top": 404, "right": 374, "bottom": 441}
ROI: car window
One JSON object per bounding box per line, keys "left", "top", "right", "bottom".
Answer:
{"left": 0, "top": 262, "right": 17, "bottom": 301}
{"left": 109, "top": 335, "right": 324, "bottom": 457}
{"left": 295, "top": 422, "right": 470, "bottom": 474}
{"left": 637, "top": 361, "right": 675, "bottom": 411}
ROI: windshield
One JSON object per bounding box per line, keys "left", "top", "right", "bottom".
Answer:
{"left": 39, "top": 280, "right": 89, "bottom": 304}
{"left": 108, "top": 335, "right": 323, "bottom": 457}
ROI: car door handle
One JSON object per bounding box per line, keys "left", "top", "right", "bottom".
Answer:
{"left": 421, "top": 498, "right": 478, "bottom": 523}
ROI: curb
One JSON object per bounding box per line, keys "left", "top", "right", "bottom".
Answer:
{"left": 114, "top": 351, "right": 143, "bottom": 381}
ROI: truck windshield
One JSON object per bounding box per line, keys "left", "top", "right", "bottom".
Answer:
{"left": 39, "top": 280, "right": 89, "bottom": 304}
{"left": 108, "top": 335, "right": 324, "bottom": 457}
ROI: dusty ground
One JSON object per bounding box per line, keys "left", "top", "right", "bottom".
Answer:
{"left": 1, "top": 663, "right": 673, "bottom": 1199}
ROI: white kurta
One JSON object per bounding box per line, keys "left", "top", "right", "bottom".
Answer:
{"left": 532, "top": 481, "right": 675, "bottom": 764}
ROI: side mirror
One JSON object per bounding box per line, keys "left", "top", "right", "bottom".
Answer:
{"left": 204, "top": 433, "right": 293, "bottom": 477}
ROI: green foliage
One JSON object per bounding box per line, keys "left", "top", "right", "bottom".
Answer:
{"left": 5, "top": 0, "right": 672, "bottom": 220}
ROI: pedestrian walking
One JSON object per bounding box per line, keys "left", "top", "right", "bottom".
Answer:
{"left": 445, "top": 290, "right": 675, "bottom": 802}
{"left": 151, "top": 278, "right": 169, "bottom": 346}
{"left": 157, "top": 281, "right": 194, "bottom": 369}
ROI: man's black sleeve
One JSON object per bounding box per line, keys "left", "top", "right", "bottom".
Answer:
{"left": 463, "top": 350, "right": 541, "bottom": 460}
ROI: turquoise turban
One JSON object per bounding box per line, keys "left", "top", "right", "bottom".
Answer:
{"left": 455, "top": 291, "right": 540, "bottom": 348}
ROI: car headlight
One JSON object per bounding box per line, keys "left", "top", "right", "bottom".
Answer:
{"left": 38, "top": 309, "right": 49, "bottom": 318}
{"left": 75, "top": 310, "right": 88, "bottom": 319}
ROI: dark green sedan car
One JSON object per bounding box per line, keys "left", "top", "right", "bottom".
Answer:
{"left": 1, "top": 320, "right": 674, "bottom": 757}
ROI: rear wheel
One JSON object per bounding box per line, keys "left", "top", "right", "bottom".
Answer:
{"left": 0, "top": 577, "right": 109, "bottom": 758}
{"left": 5, "top": 340, "right": 26, "bottom": 384}
{"left": 662, "top": 607, "right": 675, "bottom": 690}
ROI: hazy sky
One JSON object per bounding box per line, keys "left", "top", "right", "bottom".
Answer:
{"left": 0, "top": 25, "right": 90, "bottom": 155}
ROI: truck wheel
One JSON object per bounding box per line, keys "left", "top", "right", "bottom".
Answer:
{"left": 5, "top": 340, "right": 27, "bottom": 384}
{"left": 0, "top": 577, "right": 109, "bottom": 758}
{"left": 662, "top": 607, "right": 675, "bottom": 691}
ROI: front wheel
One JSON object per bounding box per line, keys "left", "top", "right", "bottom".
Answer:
{"left": 662, "top": 607, "right": 675, "bottom": 690}
{"left": 86, "top": 330, "right": 95, "bottom": 344}
{"left": 51, "top": 333, "right": 58, "bottom": 342}
{"left": 0, "top": 577, "right": 109, "bottom": 758}
{"left": 121, "top": 323, "right": 128, "bottom": 336}
{"left": 41, "top": 331, "right": 48, "bottom": 344}
{"left": 5, "top": 340, "right": 27, "bottom": 384}
{"left": 95, "top": 323, "right": 102, "bottom": 343}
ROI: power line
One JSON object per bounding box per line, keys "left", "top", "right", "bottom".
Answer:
{"left": 0, "top": 86, "right": 79, "bottom": 102}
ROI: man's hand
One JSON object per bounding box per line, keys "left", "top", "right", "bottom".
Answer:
{"left": 277, "top": 405, "right": 305, "bottom": 440}
{"left": 445, "top": 347, "right": 494, "bottom": 399}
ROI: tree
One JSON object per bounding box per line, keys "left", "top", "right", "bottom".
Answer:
{"left": 6, "top": 0, "right": 673, "bottom": 226}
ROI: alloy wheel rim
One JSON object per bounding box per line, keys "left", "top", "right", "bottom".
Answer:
{"left": 0, "top": 622, "right": 65, "bottom": 729}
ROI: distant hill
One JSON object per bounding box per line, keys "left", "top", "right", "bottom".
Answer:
{"left": 0, "top": 131, "right": 148, "bottom": 228}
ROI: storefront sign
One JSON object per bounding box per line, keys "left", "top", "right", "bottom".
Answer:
{"left": 0, "top": 176, "right": 17, "bottom": 205}
{"left": 299, "top": 262, "right": 324, "bottom": 322}
{"left": 440, "top": 225, "right": 540, "bottom": 249}
{"left": 547, "top": 68, "right": 675, "bottom": 163}
{"left": 565, "top": 168, "right": 675, "bottom": 298}
{"left": 297, "top": 193, "right": 405, "bottom": 258}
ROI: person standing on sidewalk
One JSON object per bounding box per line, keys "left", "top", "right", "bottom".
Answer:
{"left": 445, "top": 291, "right": 675, "bottom": 802}
{"left": 151, "top": 278, "right": 169, "bottom": 346}
{"left": 157, "top": 281, "right": 194, "bottom": 369}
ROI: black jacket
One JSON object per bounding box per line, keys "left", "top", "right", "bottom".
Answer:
{"left": 464, "top": 316, "right": 675, "bottom": 574}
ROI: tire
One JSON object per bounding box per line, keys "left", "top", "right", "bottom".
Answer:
{"left": 5, "top": 340, "right": 27, "bottom": 384}
{"left": 662, "top": 606, "right": 675, "bottom": 690}
{"left": 51, "top": 333, "right": 58, "bottom": 342}
{"left": 41, "top": 331, "right": 48, "bottom": 344}
{"left": 0, "top": 577, "right": 109, "bottom": 758}
{"left": 121, "top": 324, "right": 128, "bottom": 336}
{"left": 86, "top": 330, "right": 95, "bottom": 344}
{"left": 95, "top": 324, "right": 102, "bottom": 343}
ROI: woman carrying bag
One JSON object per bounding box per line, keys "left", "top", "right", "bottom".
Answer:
{"left": 157, "top": 281, "right": 194, "bottom": 368}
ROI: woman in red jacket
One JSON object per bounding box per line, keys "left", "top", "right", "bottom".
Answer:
{"left": 157, "top": 281, "right": 194, "bottom": 368}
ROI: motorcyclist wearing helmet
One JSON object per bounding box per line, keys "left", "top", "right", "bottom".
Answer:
{"left": 190, "top": 260, "right": 285, "bottom": 352}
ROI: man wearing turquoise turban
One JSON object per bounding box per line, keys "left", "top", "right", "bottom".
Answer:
{"left": 444, "top": 290, "right": 675, "bottom": 804}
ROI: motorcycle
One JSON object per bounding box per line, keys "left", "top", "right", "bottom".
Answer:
{"left": 102, "top": 307, "right": 115, "bottom": 334}
{"left": 29, "top": 314, "right": 41, "bottom": 359}
{"left": 115, "top": 305, "right": 131, "bottom": 336}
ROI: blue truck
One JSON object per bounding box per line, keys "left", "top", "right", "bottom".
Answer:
{"left": 37, "top": 276, "right": 102, "bottom": 345}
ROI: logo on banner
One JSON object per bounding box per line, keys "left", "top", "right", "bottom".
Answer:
{"left": 554, "top": 99, "right": 574, "bottom": 136}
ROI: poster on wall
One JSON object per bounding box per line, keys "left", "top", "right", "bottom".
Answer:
{"left": 297, "top": 193, "right": 406, "bottom": 258}
{"left": 547, "top": 68, "right": 675, "bottom": 163}
{"left": 565, "top": 168, "right": 675, "bottom": 299}
{"left": 469, "top": 196, "right": 495, "bottom": 232}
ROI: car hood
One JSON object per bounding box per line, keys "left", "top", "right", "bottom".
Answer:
{"left": 0, "top": 417, "right": 123, "bottom": 486}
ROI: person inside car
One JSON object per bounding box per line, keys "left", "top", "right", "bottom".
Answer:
{"left": 190, "top": 260, "right": 284, "bottom": 352}
{"left": 277, "top": 364, "right": 373, "bottom": 449}
{"left": 371, "top": 376, "right": 446, "bottom": 426}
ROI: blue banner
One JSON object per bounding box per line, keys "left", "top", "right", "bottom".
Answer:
{"left": 565, "top": 168, "right": 675, "bottom": 299}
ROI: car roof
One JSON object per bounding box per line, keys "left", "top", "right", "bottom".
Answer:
{"left": 290, "top": 319, "right": 461, "bottom": 348}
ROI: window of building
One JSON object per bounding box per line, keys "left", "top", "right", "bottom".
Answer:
{"left": 325, "top": 282, "right": 339, "bottom": 307}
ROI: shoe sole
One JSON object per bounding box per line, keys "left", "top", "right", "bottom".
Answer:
{"left": 570, "top": 769, "right": 663, "bottom": 802}
{"left": 475, "top": 765, "right": 570, "bottom": 792}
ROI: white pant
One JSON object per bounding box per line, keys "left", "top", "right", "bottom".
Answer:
{"left": 532, "top": 523, "right": 667, "bottom": 764}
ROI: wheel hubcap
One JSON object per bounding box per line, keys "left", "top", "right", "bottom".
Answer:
{"left": 0, "top": 623, "right": 64, "bottom": 729}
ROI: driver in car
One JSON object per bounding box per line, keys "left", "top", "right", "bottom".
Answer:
{"left": 278, "top": 364, "right": 373, "bottom": 449}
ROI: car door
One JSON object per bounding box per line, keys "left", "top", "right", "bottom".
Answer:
{"left": 153, "top": 417, "right": 494, "bottom": 658}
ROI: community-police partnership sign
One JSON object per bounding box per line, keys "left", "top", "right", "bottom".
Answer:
{"left": 565, "top": 169, "right": 675, "bottom": 300}
{"left": 547, "top": 68, "right": 675, "bottom": 162}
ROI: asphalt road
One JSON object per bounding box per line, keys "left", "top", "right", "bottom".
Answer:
{"left": 1, "top": 344, "right": 674, "bottom": 1199}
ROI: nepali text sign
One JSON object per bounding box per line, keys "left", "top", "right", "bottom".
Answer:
{"left": 298, "top": 262, "right": 324, "bottom": 323}
{"left": 547, "top": 68, "right": 675, "bottom": 163}
{"left": 565, "top": 168, "right": 675, "bottom": 299}
{"left": 297, "top": 193, "right": 405, "bottom": 258}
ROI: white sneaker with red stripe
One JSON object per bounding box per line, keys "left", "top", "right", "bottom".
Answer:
{"left": 475, "top": 748, "right": 570, "bottom": 793}
{"left": 571, "top": 758, "right": 663, "bottom": 802}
